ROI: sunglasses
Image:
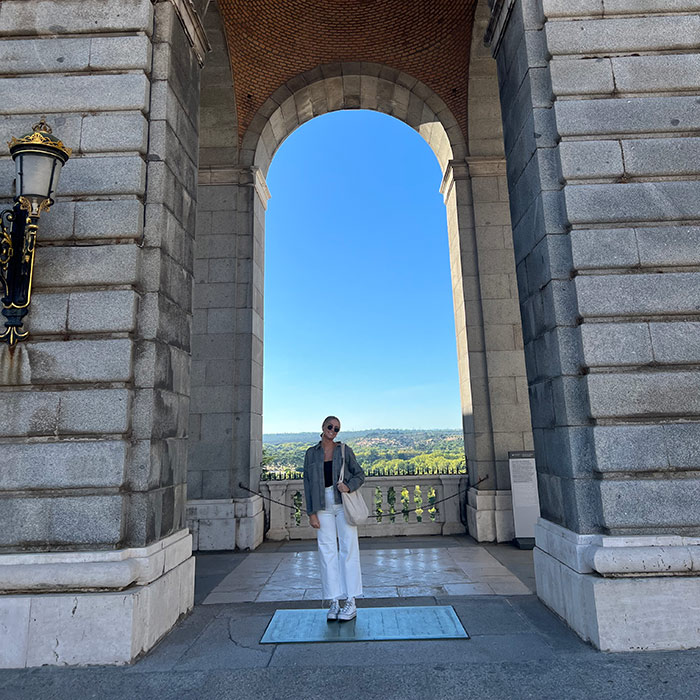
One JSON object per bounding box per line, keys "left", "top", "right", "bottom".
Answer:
{"left": 326, "top": 425, "right": 340, "bottom": 433}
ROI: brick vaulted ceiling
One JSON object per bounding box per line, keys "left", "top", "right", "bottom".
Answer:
{"left": 217, "top": 0, "right": 478, "bottom": 143}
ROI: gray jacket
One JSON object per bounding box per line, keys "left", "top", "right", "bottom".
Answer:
{"left": 303, "top": 441, "right": 365, "bottom": 516}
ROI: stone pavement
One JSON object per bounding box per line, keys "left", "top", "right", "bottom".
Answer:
{"left": 1, "top": 535, "right": 699, "bottom": 700}
{"left": 200, "top": 535, "right": 532, "bottom": 604}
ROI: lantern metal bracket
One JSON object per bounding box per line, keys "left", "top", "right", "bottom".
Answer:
{"left": 0, "top": 199, "right": 43, "bottom": 347}
{"left": 1, "top": 118, "right": 70, "bottom": 349}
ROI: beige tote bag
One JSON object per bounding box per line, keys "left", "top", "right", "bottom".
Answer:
{"left": 338, "top": 443, "right": 369, "bottom": 526}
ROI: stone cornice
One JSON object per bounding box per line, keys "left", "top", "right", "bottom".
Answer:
{"left": 0, "top": 530, "right": 191, "bottom": 592}
{"left": 440, "top": 158, "right": 507, "bottom": 201}
{"left": 198, "top": 165, "right": 271, "bottom": 208}
{"left": 484, "top": 0, "right": 517, "bottom": 58}
{"left": 164, "top": 0, "right": 211, "bottom": 67}
{"left": 466, "top": 156, "right": 507, "bottom": 177}
{"left": 440, "top": 160, "right": 471, "bottom": 201}
{"left": 537, "top": 518, "right": 700, "bottom": 578}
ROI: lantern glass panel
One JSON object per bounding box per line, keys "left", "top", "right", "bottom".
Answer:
{"left": 14, "top": 152, "right": 63, "bottom": 202}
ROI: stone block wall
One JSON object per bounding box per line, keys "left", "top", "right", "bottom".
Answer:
{"left": 188, "top": 168, "right": 266, "bottom": 503}
{"left": 489, "top": 0, "right": 700, "bottom": 651}
{"left": 490, "top": 0, "right": 700, "bottom": 535}
{"left": 188, "top": 4, "right": 265, "bottom": 506}
{"left": 447, "top": 0, "right": 533, "bottom": 542}
{"left": 468, "top": 1, "right": 533, "bottom": 493}
{"left": 0, "top": 0, "right": 200, "bottom": 551}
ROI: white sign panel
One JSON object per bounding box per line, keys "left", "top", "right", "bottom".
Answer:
{"left": 508, "top": 451, "right": 540, "bottom": 540}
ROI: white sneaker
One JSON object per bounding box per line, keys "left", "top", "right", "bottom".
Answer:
{"left": 338, "top": 598, "right": 356, "bottom": 621}
{"left": 327, "top": 600, "right": 340, "bottom": 621}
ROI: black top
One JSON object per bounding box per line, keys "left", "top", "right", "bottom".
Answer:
{"left": 323, "top": 460, "right": 334, "bottom": 488}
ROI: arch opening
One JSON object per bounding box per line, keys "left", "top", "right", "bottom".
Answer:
{"left": 263, "top": 108, "right": 462, "bottom": 434}
{"left": 188, "top": 0, "right": 533, "bottom": 552}
{"left": 241, "top": 62, "right": 466, "bottom": 178}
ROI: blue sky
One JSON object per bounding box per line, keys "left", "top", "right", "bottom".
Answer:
{"left": 263, "top": 110, "right": 461, "bottom": 433}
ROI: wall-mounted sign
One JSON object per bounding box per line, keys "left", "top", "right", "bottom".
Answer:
{"left": 508, "top": 451, "right": 540, "bottom": 549}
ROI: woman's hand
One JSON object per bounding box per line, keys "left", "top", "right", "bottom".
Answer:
{"left": 337, "top": 482, "right": 350, "bottom": 493}
{"left": 309, "top": 513, "right": 320, "bottom": 529}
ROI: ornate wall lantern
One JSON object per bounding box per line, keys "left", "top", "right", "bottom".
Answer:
{"left": 1, "top": 119, "right": 71, "bottom": 347}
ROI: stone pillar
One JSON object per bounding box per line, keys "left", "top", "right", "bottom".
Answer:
{"left": 444, "top": 0, "right": 534, "bottom": 544}
{"left": 187, "top": 165, "right": 267, "bottom": 551}
{"left": 442, "top": 158, "right": 531, "bottom": 543}
{"left": 489, "top": 0, "right": 700, "bottom": 650}
{"left": 185, "top": 3, "right": 265, "bottom": 551}
{"left": 0, "top": 0, "right": 204, "bottom": 667}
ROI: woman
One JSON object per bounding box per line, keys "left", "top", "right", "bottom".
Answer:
{"left": 303, "top": 415, "right": 365, "bottom": 621}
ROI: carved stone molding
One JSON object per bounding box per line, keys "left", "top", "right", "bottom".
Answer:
{"left": 198, "top": 165, "right": 271, "bottom": 208}
{"left": 440, "top": 159, "right": 471, "bottom": 201}
{"left": 164, "top": 0, "right": 212, "bottom": 66}
{"left": 484, "top": 0, "right": 517, "bottom": 57}
{"left": 466, "top": 156, "right": 507, "bottom": 177}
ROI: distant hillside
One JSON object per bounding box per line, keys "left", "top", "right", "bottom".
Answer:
{"left": 262, "top": 428, "right": 466, "bottom": 479}
{"left": 263, "top": 428, "right": 463, "bottom": 446}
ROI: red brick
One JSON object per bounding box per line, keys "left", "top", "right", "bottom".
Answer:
{"left": 217, "top": 0, "right": 477, "bottom": 143}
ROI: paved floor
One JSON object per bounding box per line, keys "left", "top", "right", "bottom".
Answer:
{"left": 1, "top": 535, "right": 700, "bottom": 700}
{"left": 201, "top": 535, "right": 532, "bottom": 604}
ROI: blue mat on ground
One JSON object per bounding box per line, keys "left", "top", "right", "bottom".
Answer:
{"left": 260, "top": 606, "right": 469, "bottom": 644}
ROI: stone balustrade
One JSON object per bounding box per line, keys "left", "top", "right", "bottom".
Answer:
{"left": 260, "top": 475, "right": 468, "bottom": 540}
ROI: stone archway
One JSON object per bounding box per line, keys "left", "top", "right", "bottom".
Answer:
{"left": 187, "top": 0, "right": 532, "bottom": 549}
{"left": 1, "top": 0, "right": 698, "bottom": 667}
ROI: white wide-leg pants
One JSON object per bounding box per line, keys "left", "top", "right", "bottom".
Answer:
{"left": 316, "top": 485, "right": 363, "bottom": 601}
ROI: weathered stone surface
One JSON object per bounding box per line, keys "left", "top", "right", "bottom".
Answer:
{"left": 536, "top": 520, "right": 700, "bottom": 651}
{"left": 0, "top": 74, "right": 150, "bottom": 114}
{"left": 546, "top": 16, "right": 700, "bottom": 55}
{"left": 570, "top": 229, "right": 638, "bottom": 270}
{"left": 35, "top": 245, "right": 140, "bottom": 288}
{"left": 550, "top": 58, "right": 614, "bottom": 96}
{"left": 599, "top": 477, "right": 700, "bottom": 530}
{"left": 0, "top": 391, "right": 60, "bottom": 437}
{"left": 16, "top": 340, "right": 132, "bottom": 384}
{"left": 559, "top": 141, "right": 623, "bottom": 181}
{"left": 80, "top": 114, "right": 149, "bottom": 154}
{"left": 202, "top": 470, "right": 231, "bottom": 500}
{"left": 649, "top": 322, "right": 700, "bottom": 364}
{"left": 25, "top": 293, "right": 69, "bottom": 334}
{"left": 592, "top": 422, "right": 700, "bottom": 474}
{"left": 0, "top": 0, "right": 153, "bottom": 35}
{"left": 604, "top": 0, "right": 700, "bottom": 13}
{"left": 67, "top": 290, "right": 138, "bottom": 333}
{"left": 593, "top": 425, "right": 668, "bottom": 474}
{"left": 60, "top": 155, "right": 146, "bottom": 197}
{"left": 542, "top": 0, "right": 603, "bottom": 18}
{"left": 636, "top": 226, "right": 700, "bottom": 267}
{"left": 90, "top": 35, "right": 152, "bottom": 71}
{"left": 576, "top": 272, "right": 700, "bottom": 317}
{"left": 0, "top": 37, "right": 91, "bottom": 74}
{"left": 565, "top": 182, "right": 700, "bottom": 225}
{"left": 58, "top": 389, "right": 131, "bottom": 434}
{"left": 581, "top": 323, "right": 653, "bottom": 367}
{"left": 587, "top": 371, "right": 700, "bottom": 418}
{"left": 190, "top": 385, "right": 234, "bottom": 414}
{"left": 0, "top": 441, "right": 127, "bottom": 490}
{"left": 0, "top": 494, "right": 124, "bottom": 547}
{"left": 622, "top": 137, "right": 700, "bottom": 178}
{"left": 612, "top": 54, "right": 700, "bottom": 94}
{"left": 556, "top": 96, "right": 700, "bottom": 137}
{"left": 0, "top": 553, "right": 194, "bottom": 667}
{"left": 0, "top": 35, "right": 151, "bottom": 74}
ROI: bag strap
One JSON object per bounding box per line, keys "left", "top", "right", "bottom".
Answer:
{"left": 338, "top": 442, "right": 346, "bottom": 483}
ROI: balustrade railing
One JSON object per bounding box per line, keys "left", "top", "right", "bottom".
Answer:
{"left": 260, "top": 475, "right": 468, "bottom": 540}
